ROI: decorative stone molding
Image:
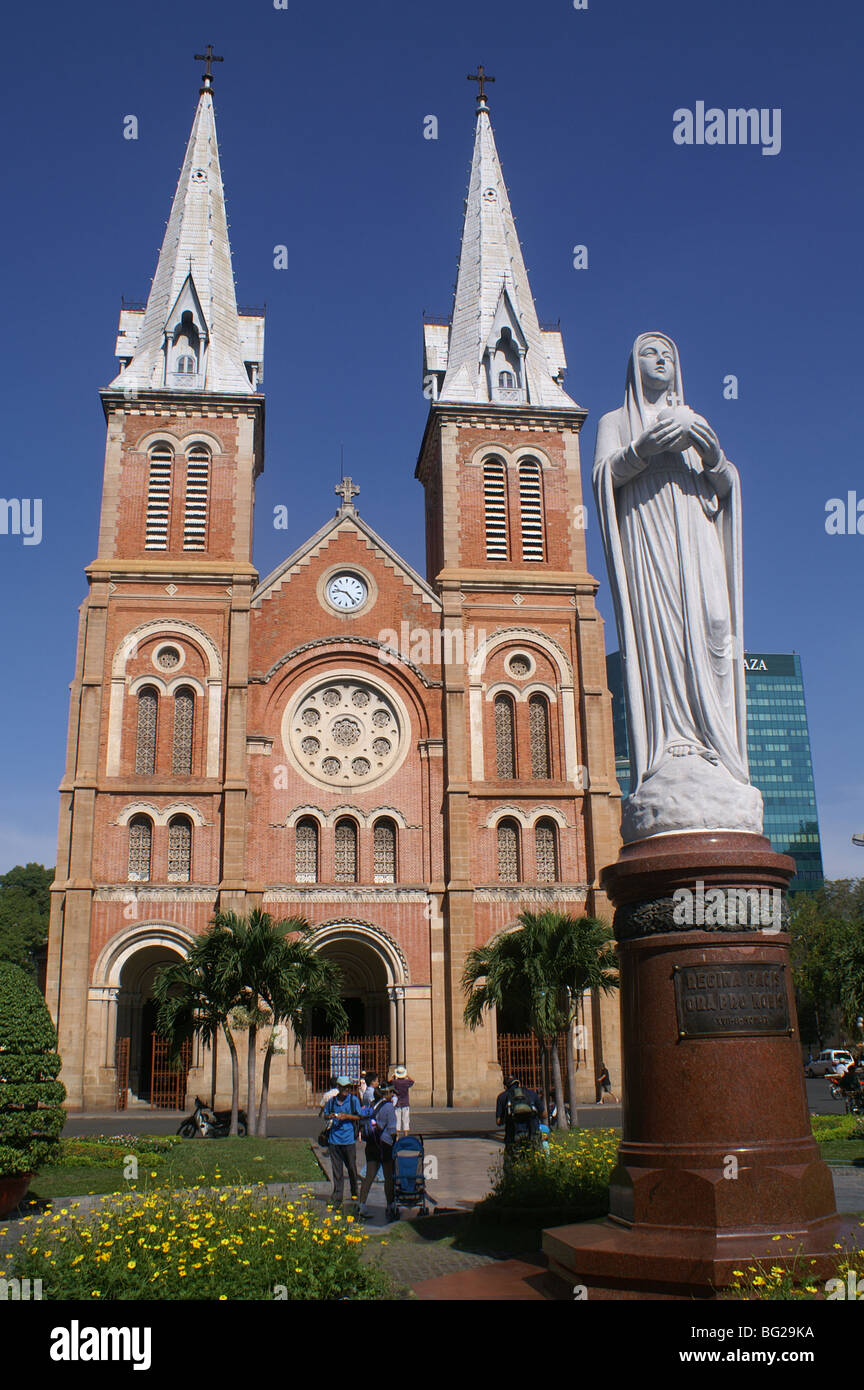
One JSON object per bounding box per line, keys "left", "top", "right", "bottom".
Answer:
{"left": 263, "top": 887, "right": 428, "bottom": 905}
{"left": 114, "top": 803, "right": 210, "bottom": 828}
{"left": 303, "top": 917, "right": 411, "bottom": 985}
{"left": 484, "top": 804, "right": 570, "bottom": 829}
{"left": 95, "top": 887, "right": 217, "bottom": 902}
{"left": 254, "top": 636, "right": 441, "bottom": 690}
{"left": 474, "top": 885, "right": 589, "bottom": 903}
{"left": 614, "top": 894, "right": 790, "bottom": 944}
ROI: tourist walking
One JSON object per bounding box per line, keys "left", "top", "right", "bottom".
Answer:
{"left": 322, "top": 1075, "right": 363, "bottom": 1210}
{"left": 358, "top": 1084, "right": 398, "bottom": 1222}
{"left": 389, "top": 1065, "right": 414, "bottom": 1135}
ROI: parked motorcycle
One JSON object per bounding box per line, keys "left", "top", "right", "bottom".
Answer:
{"left": 177, "top": 1096, "right": 248, "bottom": 1138}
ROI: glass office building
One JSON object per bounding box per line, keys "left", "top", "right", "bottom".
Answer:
{"left": 605, "top": 650, "right": 824, "bottom": 891}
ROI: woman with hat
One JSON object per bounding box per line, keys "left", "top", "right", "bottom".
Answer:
{"left": 388, "top": 1065, "right": 414, "bottom": 1136}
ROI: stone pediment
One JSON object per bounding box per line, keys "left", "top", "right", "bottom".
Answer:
{"left": 251, "top": 509, "right": 441, "bottom": 612}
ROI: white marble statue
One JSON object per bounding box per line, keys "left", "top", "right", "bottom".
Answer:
{"left": 593, "top": 332, "right": 763, "bottom": 841}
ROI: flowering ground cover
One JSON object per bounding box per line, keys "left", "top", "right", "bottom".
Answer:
{"left": 7, "top": 1185, "right": 393, "bottom": 1300}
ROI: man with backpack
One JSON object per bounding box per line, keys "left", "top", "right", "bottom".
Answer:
{"left": 358, "top": 1083, "right": 398, "bottom": 1222}
{"left": 495, "top": 1073, "right": 545, "bottom": 1152}
{"left": 322, "top": 1075, "right": 363, "bottom": 1210}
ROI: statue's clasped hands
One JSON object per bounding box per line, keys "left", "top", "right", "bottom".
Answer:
{"left": 633, "top": 409, "right": 721, "bottom": 468}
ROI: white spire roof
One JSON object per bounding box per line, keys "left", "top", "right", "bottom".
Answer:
{"left": 109, "top": 88, "right": 258, "bottom": 395}
{"left": 426, "top": 98, "right": 577, "bottom": 410}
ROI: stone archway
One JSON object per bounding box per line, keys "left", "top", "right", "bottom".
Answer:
{"left": 87, "top": 923, "right": 198, "bottom": 1110}
{"left": 301, "top": 922, "right": 409, "bottom": 1100}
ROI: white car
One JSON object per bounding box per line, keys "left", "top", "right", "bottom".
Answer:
{"left": 805, "top": 1050, "right": 854, "bottom": 1078}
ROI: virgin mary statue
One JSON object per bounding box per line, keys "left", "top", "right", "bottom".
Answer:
{"left": 593, "top": 332, "right": 763, "bottom": 841}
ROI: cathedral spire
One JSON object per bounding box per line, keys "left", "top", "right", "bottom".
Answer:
{"left": 110, "top": 60, "right": 260, "bottom": 397}
{"left": 423, "top": 76, "right": 576, "bottom": 410}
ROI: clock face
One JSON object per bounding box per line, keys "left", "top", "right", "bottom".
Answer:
{"left": 326, "top": 573, "right": 368, "bottom": 611}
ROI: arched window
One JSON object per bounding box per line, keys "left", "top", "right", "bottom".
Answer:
{"left": 128, "top": 815, "right": 152, "bottom": 882}
{"left": 519, "top": 458, "right": 545, "bottom": 561}
{"left": 172, "top": 687, "right": 194, "bottom": 775}
{"left": 494, "top": 694, "right": 516, "bottom": 779}
{"left": 135, "top": 686, "right": 158, "bottom": 775}
{"left": 483, "top": 458, "right": 508, "bottom": 560}
{"left": 497, "top": 819, "right": 520, "bottom": 883}
{"left": 295, "top": 817, "right": 319, "bottom": 883}
{"left": 183, "top": 446, "right": 210, "bottom": 551}
{"left": 535, "top": 819, "right": 559, "bottom": 883}
{"left": 167, "top": 815, "right": 192, "bottom": 882}
{"left": 145, "top": 445, "right": 173, "bottom": 550}
{"left": 334, "top": 818, "right": 358, "bottom": 883}
{"left": 177, "top": 355, "right": 196, "bottom": 375}
{"left": 528, "top": 694, "right": 551, "bottom": 779}
{"left": 373, "top": 818, "right": 397, "bottom": 884}
{"left": 498, "top": 370, "right": 515, "bottom": 389}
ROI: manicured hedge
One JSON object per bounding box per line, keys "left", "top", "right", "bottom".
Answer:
{"left": 0, "top": 961, "right": 65, "bottom": 1174}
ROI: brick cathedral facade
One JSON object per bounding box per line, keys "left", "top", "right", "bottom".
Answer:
{"left": 46, "top": 68, "right": 622, "bottom": 1110}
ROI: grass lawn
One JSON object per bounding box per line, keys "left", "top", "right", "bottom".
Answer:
{"left": 811, "top": 1114, "right": 864, "bottom": 1165}
{"left": 26, "top": 1137, "right": 323, "bottom": 1200}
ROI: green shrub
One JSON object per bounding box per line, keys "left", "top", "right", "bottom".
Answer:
{"left": 481, "top": 1127, "right": 619, "bottom": 1217}
{"left": 11, "top": 1185, "right": 394, "bottom": 1301}
{"left": 0, "top": 962, "right": 65, "bottom": 1174}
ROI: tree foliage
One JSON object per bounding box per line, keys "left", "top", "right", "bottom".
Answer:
{"left": 790, "top": 879, "right": 864, "bottom": 1044}
{"left": 0, "top": 863, "right": 54, "bottom": 975}
{"left": 0, "top": 961, "right": 66, "bottom": 1174}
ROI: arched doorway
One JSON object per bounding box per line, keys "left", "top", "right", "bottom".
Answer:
{"left": 301, "top": 923, "right": 407, "bottom": 1102}
{"left": 116, "top": 943, "right": 188, "bottom": 1104}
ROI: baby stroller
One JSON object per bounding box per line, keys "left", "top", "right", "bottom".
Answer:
{"left": 391, "top": 1134, "right": 433, "bottom": 1218}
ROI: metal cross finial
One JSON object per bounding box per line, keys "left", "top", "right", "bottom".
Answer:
{"left": 467, "top": 65, "right": 495, "bottom": 104}
{"left": 335, "top": 476, "right": 360, "bottom": 508}
{"left": 194, "top": 44, "right": 224, "bottom": 89}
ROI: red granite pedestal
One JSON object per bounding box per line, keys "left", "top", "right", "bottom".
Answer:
{"left": 543, "top": 832, "right": 858, "bottom": 1299}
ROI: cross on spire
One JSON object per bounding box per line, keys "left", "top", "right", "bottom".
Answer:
{"left": 335, "top": 476, "right": 360, "bottom": 509}
{"left": 195, "top": 44, "right": 224, "bottom": 91}
{"left": 467, "top": 65, "right": 495, "bottom": 105}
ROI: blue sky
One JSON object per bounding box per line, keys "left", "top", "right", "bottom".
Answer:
{"left": 0, "top": 0, "right": 861, "bottom": 877}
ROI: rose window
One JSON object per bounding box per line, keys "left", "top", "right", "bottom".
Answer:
{"left": 285, "top": 678, "right": 405, "bottom": 788}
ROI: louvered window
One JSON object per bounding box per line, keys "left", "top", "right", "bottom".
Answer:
{"left": 494, "top": 695, "right": 516, "bottom": 779}
{"left": 373, "top": 818, "right": 397, "bottom": 884}
{"left": 135, "top": 687, "right": 158, "bottom": 775}
{"left": 334, "top": 818, "right": 358, "bottom": 883}
{"left": 535, "top": 819, "right": 559, "bottom": 883}
{"left": 497, "top": 819, "right": 520, "bottom": 883}
{"left": 295, "top": 818, "right": 319, "bottom": 883}
{"left": 483, "top": 459, "right": 508, "bottom": 560}
{"left": 183, "top": 446, "right": 210, "bottom": 551}
{"left": 519, "top": 459, "right": 544, "bottom": 561}
{"left": 167, "top": 816, "right": 192, "bottom": 882}
{"left": 528, "top": 694, "right": 551, "bottom": 779}
{"left": 145, "top": 446, "right": 173, "bottom": 550}
{"left": 128, "top": 815, "right": 152, "bottom": 882}
{"left": 172, "top": 688, "right": 194, "bottom": 774}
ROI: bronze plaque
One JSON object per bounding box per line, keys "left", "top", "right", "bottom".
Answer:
{"left": 673, "top": 962, "right": 791, "bottom": 1039}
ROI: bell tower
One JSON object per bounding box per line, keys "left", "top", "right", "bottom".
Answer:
{"left": 416, "top": 73, "right": 622, "bottom": 1104}
{"left": 46, "top": 52, "right": 265, "bottom": 1108}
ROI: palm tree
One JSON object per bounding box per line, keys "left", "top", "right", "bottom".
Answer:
{"left": 210, "top": 910, "right": 348, "bottom": 1138}
{"left": 152, "top": 925, "right": 245, "bottom": 1133}
{"left": 462, "top": 910, "right": 618, "bottom": 1128}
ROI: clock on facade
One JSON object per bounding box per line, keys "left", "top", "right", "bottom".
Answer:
{"left": 326, "top": 572, "right": 368, "bottom": 611}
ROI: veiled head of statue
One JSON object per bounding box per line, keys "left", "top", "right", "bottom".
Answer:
{"left": 625, "top": 332, "right": 684, "bottom": 412}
